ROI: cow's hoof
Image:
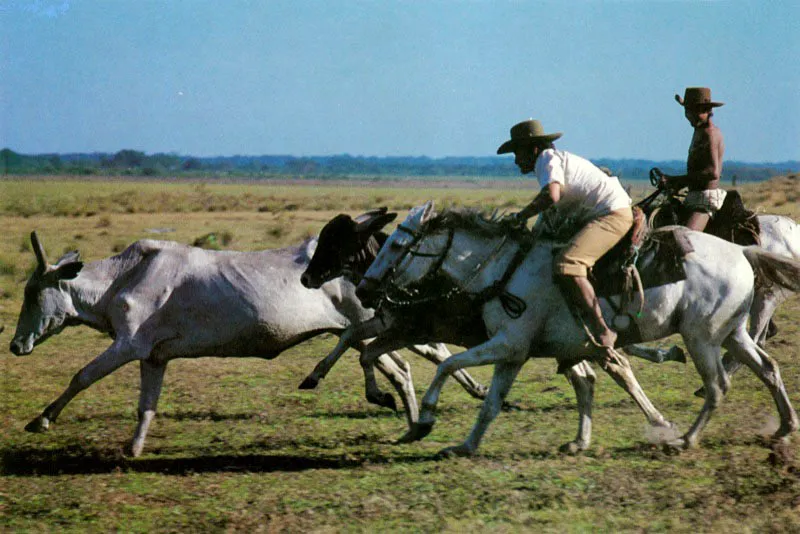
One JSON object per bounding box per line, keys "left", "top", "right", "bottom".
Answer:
{"left": 25, "top": 416, "right": 50, "bottom": 433}
{"left": 368, "top": 392, "right": 397, "bottom": 412}
{"left": 396, "top": 421, "right": 434, "bottom": 444}
{"left": 693, "top": 386, "right": 705, "bottom": 399}
{"left": 667, "top": 346, "right": 687, "bottom": 364}
{"left": 127, "top": 440, "right": 145, "bottom": 458}
{"left": 298, "top": 376, "right": 319, "bottom": 390}
{"left": 437, "top": 444, "right": 474, "bottom": 458}
{"left": 559, "top": 440, "right": 587, "bottom": 455}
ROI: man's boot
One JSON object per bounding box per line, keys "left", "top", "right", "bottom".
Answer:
{"left": 557, "top": 274, "right": 617, "bottom": 349}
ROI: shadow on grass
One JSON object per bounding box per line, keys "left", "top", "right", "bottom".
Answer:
{"left": 0, "top": 445, "right": 438, "bottom": 476}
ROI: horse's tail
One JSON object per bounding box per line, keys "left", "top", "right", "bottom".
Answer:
{"left": 743, "top": 246, "right": 800, "bottom": 292}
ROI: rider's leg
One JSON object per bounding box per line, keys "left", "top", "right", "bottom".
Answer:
{"left": 684, "top": 211, "right": 711, "bottom": 232}
{"left": 557, "top": 274, "right": 617, "bottom": 348}
{"left": 553, "top": 208, "right": 633, "bottom": 349}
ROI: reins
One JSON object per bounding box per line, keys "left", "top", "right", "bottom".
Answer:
{"left": 380, "top": 224, "right": 532, "bottom": 319}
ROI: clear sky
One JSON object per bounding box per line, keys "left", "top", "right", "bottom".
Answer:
{"left": 1, "top": 0, "right": 797, "bottom": 162}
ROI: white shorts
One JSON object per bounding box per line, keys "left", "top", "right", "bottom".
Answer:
{"left": 684, "top": 189, "right": 727, "bottom": 215}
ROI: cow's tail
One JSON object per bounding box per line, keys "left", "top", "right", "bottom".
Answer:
{"left": 743, "top": 246, "right": 800, "bottom": 292}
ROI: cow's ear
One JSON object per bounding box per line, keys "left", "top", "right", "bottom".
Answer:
{"left": 353, "top": 207, "right": 388, "bottom": 224}
{"left": 356, "top": 212, "right": 397, "bottom": 235}
{"left": 52, "top": 261, "right": 84, "bottom": 281}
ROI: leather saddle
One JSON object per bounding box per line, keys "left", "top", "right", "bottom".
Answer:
{"left": 590, "top": 207, "right": 692, "bottom": 298}
{"left": 705, "top": 190, "right": 761, "bottom": 246}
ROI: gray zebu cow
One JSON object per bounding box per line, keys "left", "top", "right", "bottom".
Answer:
{"left": 9, "top": 232, "right": 419, "bottom": 457}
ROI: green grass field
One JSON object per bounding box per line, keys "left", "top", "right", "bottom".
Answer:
{"left": 1, "top": 176, "right": 799, "bottom": 532}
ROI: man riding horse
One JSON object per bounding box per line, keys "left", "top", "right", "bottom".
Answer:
{"left": 497, "top": 119, "right": 633, "bottom": 349}
{"left": 653, "top": 87, "right": 726, "bottom": 232}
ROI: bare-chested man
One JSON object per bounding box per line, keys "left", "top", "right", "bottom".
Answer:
{"left": 655, "top": 87, "right": 725, "bottom": 231}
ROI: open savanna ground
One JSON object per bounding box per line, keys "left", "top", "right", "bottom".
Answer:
{"left": 1, "top": 175, "right": 799, "bottom": 532}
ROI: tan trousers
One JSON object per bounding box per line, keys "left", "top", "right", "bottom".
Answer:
{"left": 554, "top": 208, "right": 634, "bottom": 277}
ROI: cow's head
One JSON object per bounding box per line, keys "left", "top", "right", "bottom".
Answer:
{"left": 10, "top": 232, "right": 83, "bottom": 356}
{"left": 300, "top": 208, "right": 396, "bottom": 289}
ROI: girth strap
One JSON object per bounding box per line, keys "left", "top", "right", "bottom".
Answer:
{"left": 471, "top": 238, "right": 533, "bottom": 319}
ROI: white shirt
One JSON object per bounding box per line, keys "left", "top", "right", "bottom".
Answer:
{"left": 534, "top": 148, "right": 631, "bottom": 222}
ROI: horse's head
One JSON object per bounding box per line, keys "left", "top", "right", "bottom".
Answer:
{"left": 356, "top": 201, "right": 439, "bottom": 307}
{"left": 301, "top": 208, "right": 396, "bottom": 289}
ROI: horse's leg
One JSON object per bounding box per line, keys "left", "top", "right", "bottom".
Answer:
{"left": 299, "top": 316, "right": 387, "bottom": 389}
{"left": 561, "top": 361, "right": 596, "bottom": 453}
{"left": 723, "top": 326, "right": 799, "bottom": 441}
{"left": 623, "top": 344, "right": 686, "bottom": 364}
{"left": 397, "top": 334, "right": 523, "bottom": 444}
{"left": 667, "top": 338, "right": 726, "bottom": 450}
{"left": 26, "top": 341, "right": 141, "bottom": 432}
{"left": 748, "top": 289, "right": 783, "bottom": 348}
{"left": 129, "top": 359, "right": 167, "bottom": 457}
{"left": 438, "top": 360, "right": 525, "bottom": 458}
{"left": 408, "top": 343, "right": 489, "bottom": 400}
{"left": 369, "top": 348, "right": 419, "bottom": 428}
{"left": 596, "top": 349, "right": 674, "bottom": 429}
{"left": 695, "top": 290, "right": 784, "bottom": 398}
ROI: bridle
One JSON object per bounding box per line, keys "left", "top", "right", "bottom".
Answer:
{"left": 360, "top": 223, "right": 455, "bottom": 298}
{"left": 363, "top": 221, "right": 530, "bottom": 318}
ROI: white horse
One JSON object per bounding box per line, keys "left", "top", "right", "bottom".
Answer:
{"left": 356, "top": 202, "right": 800, "bottom": 456}
{"left": 629, "top": 213, "right": 800, "bottom": 380}
{"left": 301, "top": 209, "right": 677, "bottom": 452}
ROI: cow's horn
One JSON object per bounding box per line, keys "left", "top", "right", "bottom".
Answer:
{"left": 354, "top": 207, "right": 388, "bottom": 224}
{"left": 31, "top": 231, "right": 49, "bottom": 270}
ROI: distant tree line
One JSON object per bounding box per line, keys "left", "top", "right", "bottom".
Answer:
{"left": 1, "top": 148, "right": 796, "bottom": 182}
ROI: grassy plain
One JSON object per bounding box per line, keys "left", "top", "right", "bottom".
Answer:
{"left": 1, "top": 175, "right": 799, "bottom": 532}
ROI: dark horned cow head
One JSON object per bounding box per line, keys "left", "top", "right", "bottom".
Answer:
{"left": 10, "top": 232, "right": 84, "bottom": 356}
{"left": 300, "top": 208, "right": 397, "bottom": 289}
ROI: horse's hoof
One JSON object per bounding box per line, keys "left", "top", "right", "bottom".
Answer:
{"left": 501, "top": 401, "right": 522, "bottom": 412}
{"left": 25, "top": 416, "right": 50, "bottom": 433}
{"left": 437, "top": 444, "right": 474, "bottom": 458}
{"left": 667, "top": 346, "right": 687, "bottom": 364}
{"left": 298, "top": 376, "right": 319, "bottom": 390}
{"left": 663, "top": 436, "right": 693, "bottom": 453}
{"left": 396, "top": 421, "right": 435, "bottom": 444}
{"left": 559, "top": 441, "right": 587, "bottom": 455}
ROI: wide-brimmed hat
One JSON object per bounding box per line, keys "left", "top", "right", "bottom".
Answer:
{"left": 496, "top": 119, "right": 562, "bottom": 154}
{"left": 675, "top": 87, "right": 724, "bottom": 108}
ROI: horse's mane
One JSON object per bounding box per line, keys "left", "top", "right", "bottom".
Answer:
{"left": 422, "top": 207, "right": 532, "bottom": 241}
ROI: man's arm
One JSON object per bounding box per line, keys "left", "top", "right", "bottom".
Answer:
{"left": 663, "top": 128, "right": 723, "bottom": 190}
{"left": 517, "top": 182, "right": 562, "bottom": 221}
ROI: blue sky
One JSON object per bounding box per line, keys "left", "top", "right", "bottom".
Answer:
{"left": 1, "top": 0, "right": 797, "bottom": 161}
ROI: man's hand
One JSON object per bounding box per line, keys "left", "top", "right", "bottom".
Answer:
{"left": 649, "top": 167, "right": 666, "bottom": 188}
{"left": 504, "top": 211, "right": 528, "bottom": 227}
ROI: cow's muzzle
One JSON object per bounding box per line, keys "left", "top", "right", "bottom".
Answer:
{"left": 10, "top": 336, "right": 33, "bottom": 356}
{"left": 356, "top": 278, "right": 381, "bottom": 308}
{"left": 300, "top": 272, "right": 322, "bottom": 290}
